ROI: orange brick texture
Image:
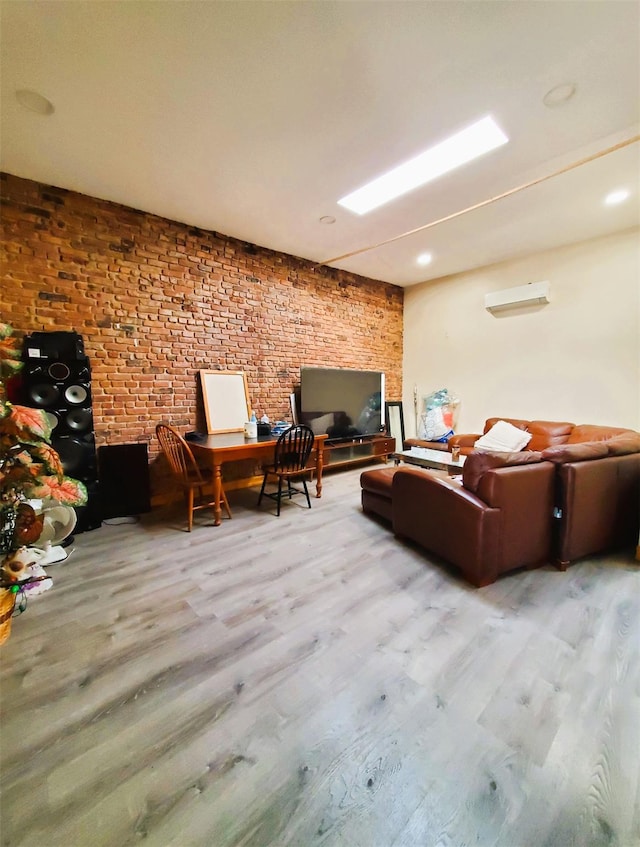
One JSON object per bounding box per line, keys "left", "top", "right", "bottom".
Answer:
{"left": 1, "top": 173, "right": 403, "bottom": 499}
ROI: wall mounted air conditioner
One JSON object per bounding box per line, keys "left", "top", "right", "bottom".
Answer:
{"left": 485, "top": 281, "right": 550, "bottom": 312}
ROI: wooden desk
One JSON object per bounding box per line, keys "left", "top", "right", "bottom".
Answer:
{"left": 191, "top": 432, "right": 327, "bottom": 525}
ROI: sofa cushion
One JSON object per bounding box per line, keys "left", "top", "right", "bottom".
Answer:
{"left": 606, "top": 433, "right": 640, "bottom": 456}
{"left": 484, "top": 417, "right": 529, "bottom": 434}
{"left": 567, "top": 424, "right": 633, "bottom": 444}
{"left": 483, "top": 418, "right": 574, "bottom": 451}
{"left": 474, "top": 420, "right": 532, "bottom": 453}
{"left": 462, "top": 450, "right": 543, "bottom": 494}
{"left": 541, "top": 441, "right": 609, "bottom": 463}
{"left": 526, "top": 420, "right": 575, "bottom": 451}
{"left": 360, "top": 466, "right": 398, "bottom": 497}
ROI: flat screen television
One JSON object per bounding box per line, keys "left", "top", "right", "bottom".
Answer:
{"left": 299, "top": 367, "right": 385, "bottom": 443}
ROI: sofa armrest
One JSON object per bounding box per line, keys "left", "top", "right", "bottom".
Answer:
{"left": 403, "top": 438, "right": 449, "bottom": 452}
{"left": 393, "top": 466, "right": 492, "bottom": 512}
{"left": 448, "top": 433, "right": 480, "bottom": 450}
{"left": 476, "top": 462, "right": 554, "bottom": 508}
{"left": 391, "top": 467, "right": 501, "bottom": 586}
{"left": 391, "top": 463, "right": 555, "bottom": 586}
{"left": 555, "top": 453, "right": 640, "bottom": 564}
{"left": 476, "top": 463, "right": 555, "bottom": 572}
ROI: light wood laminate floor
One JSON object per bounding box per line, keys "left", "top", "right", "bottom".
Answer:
{"left": 1, "top": 468, "right": 638, "bottom": 847}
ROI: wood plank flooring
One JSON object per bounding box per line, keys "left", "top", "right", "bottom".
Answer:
{"left": 1, "top": 467, "right": 639, "bottom": 847}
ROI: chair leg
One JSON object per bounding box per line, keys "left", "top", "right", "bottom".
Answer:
{"left": 187, "top": 487, "right": 194, "bottom": 532}
{"left": 258, "top": 473, "right": 268, "bottom": 506}
{"left": 302, "top": 478, "right": 311, "bottom": 509}
{"left": 287, "top": 478, "right": 294, "bottom": 500}
{"left": 222, "top": 488, "right": 232, "bottom": 519}
{"left": 276, "top": 476, "right": 283, "bottom": 516}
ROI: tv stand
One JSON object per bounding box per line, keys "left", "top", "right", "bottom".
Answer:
{"left": 322, "top": 434, "right": 395, "bottom": 470}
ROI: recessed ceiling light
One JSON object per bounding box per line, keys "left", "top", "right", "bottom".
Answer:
{"left": 416, "top": 252, "right": 433, "bottom": 266}
{"left": 337, "top": 116, "right": 509, "bottom": 215}
{"left": 604, "top": 188, "right": 630, "bottom": 206}
{"left": 319, "top": 215, "right": 336, "bottom": 225}
{"left": 543, "top": 83, "right": 577, "bottom": 108}
{"left": 15, "top": 89, "right": 55, "bottom": 115}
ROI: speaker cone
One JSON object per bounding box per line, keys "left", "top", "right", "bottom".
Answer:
{"left": 44, "top": 411, "right": 59, "bottom": 431}
{"left": 64, "top": 384, "right": 89, "bottom": 405}
{"left": 66, "top": 409, "right": 92, "bottom": 432}
{"left": 53, "top": 436, "right": 92, "bottom": 475}
{"left": 29, "top": 383, "right": 60, "bottom": 407}
{"left": 48, "top": 361, "right": 71, "bottom": 380}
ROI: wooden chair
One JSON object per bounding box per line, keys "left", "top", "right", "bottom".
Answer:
{"left": 258, "top": 425, "right": 315, "bottom": 516}
{"left": 156, "top": 423, "right": 231, "bottom": 531}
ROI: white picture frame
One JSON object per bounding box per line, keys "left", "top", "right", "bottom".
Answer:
{"left": 199, "top": 370, "right": 251, "bottom": 434}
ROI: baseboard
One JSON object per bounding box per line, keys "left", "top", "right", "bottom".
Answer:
{"left": 150, "top": 474, "right": 264, "bottom": 508}
{"left": 224, "top": 475, "right": 264, "bottom": 492}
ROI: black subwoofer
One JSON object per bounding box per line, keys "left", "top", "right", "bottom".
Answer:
{"left": 98, "top": 444, "right": 151, "bottom": 519}
{"left": 22, "top": 331, "right": 100, "bottom": 533}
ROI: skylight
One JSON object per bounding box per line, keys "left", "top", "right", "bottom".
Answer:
{"left": 338, "top": 116, "right": 509, "bottom": 216}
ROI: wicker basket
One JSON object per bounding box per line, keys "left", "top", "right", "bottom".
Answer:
{"left": 0, "top": 588, "right": 16, "bottom": 646}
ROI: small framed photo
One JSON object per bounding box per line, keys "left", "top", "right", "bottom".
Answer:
{"left": 385, "top": 401, "right": 405, "bottom": 452}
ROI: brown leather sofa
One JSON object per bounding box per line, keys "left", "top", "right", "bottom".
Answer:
{"left": 541, "top": 435, "right": 640, "bottom": 567}
{"left": 447, "top": 419, "right": 640, "bottom": 568}
{"left": 394, "top": 453, "right": 555, "bottom": 586}
{"left": 362, "top": 451, "right": 555, "bottom": 587}
{"left": 364, "top": 418, "right": 640, "bottom": 585}
{"left": 409, "top": 417, "right": 638, "bottom": 456}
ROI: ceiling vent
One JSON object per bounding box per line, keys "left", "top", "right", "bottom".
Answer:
{"left": 485, "top": 281, "right": 550, "bottom": 312}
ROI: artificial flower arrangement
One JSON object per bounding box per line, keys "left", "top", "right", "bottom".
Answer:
{"left": 0, "top": 323, "right": 87, "bottom": 643}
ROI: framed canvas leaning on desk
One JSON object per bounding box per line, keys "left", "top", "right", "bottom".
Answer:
{"left": 199, "top": 370, "right": 251, "bottom": 433}
{"left": 191, "top": 432, "right": 328, "bottom": 525}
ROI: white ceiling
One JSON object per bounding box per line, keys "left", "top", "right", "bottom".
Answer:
{"left": 1, "top": 1, "right": 638, "bottom": 287}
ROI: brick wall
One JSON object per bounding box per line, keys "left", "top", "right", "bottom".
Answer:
{"left": 1, "top": 173, "right": 403, "bottom": 497}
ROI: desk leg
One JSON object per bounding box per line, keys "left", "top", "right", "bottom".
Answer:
{"left": 315, "top": 444, "right": 323, "bottom": 498}
{"left": 213, "top": 462, "right": 223, "bottom": 526}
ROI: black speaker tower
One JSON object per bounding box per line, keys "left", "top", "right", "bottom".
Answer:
{"left": 21, "top": 331, "right": 101, "bottom": 533}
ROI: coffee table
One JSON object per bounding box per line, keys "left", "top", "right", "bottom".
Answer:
{"left": 392, "top": 446, "right": 465, "bottom": 475}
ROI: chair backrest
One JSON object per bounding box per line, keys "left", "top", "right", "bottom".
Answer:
{"left": 273, "top": 425, "right": 315, "bottom": 472}
{"left": 156, "top": 423, "right": 203, "bottom": 483}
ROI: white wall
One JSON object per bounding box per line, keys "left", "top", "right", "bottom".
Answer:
{"left": 403, "top": 228, "right": 640, "bottom": 437}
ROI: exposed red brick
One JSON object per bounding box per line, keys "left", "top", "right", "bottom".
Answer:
{"left": 1, "top": 172, "right": 403, "bottom": 497}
